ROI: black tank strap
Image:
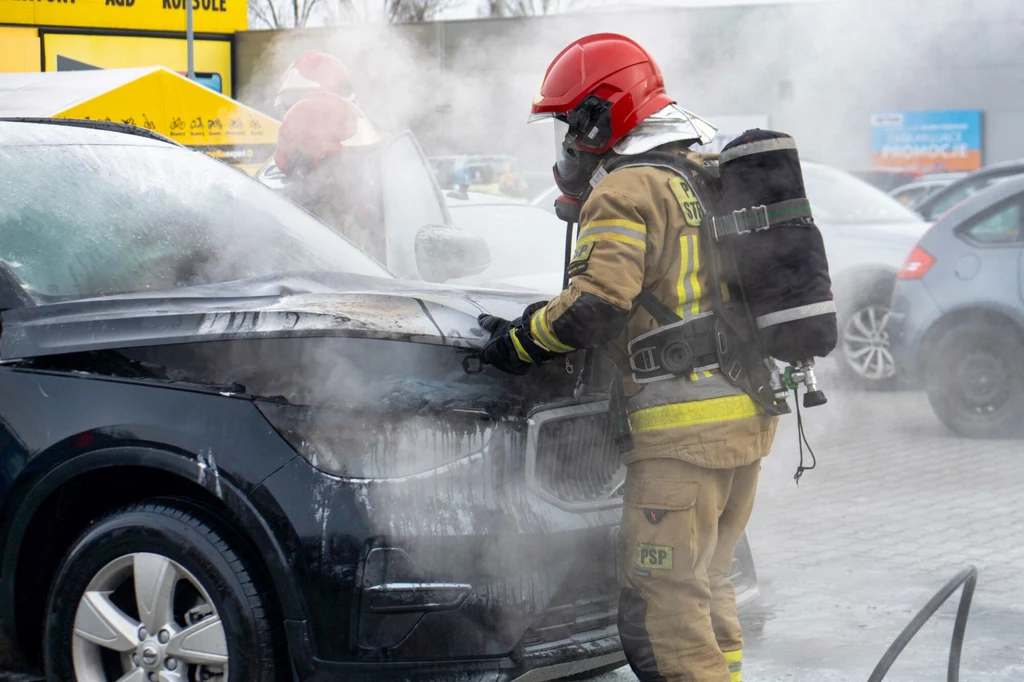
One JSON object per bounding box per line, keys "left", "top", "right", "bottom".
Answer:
{"left": 636, "top": 290, "right": 681, "bottom": 326}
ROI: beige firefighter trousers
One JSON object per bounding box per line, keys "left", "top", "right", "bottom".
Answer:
{"left": 617, "top": 456, "right": 760, "bottom": 682}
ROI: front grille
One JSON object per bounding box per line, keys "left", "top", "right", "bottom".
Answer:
{"left": 527, "top": 402, "right": 625, "bottom": 510}
{"left": 520, "top": 542, "right": 620, "bottom": 652}
{"left": 520, "top": 593, "right": 619, "bottom": 649}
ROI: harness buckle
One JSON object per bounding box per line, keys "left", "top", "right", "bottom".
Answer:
{"left": 712, "top": 205, "right": 771, "bottom": 240}
{"left": 751, "top": 204, "right": 770, "bottom": 231}
{"left": 629, "top": 346, "right": 659, "bottom": 374}
{"left": 733, "top": 208, "right": 752, "bottom": 236}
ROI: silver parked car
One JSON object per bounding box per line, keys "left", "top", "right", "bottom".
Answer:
{"left": 889, "top": 173, "right": 966, "bottom": 209}
{"left": 889, "top": 174, "right": 1024, "bottom": 437}
{"left": 914, "top": 160, "right": 1024, "bottom": 222}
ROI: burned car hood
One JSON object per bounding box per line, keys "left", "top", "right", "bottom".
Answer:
{"left": 0, "top": 278, "right": 547, "bottom": 361}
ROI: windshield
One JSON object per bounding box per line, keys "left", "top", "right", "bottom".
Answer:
{"left": 0, "top": 143, "right": 390, "bottom": 301}
{"left": 803, "top": 163, "right": 923, "bottom": 224}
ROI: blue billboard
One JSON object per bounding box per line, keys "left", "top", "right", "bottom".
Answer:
{"left": 871, "top": 110, "right": 982, "bottom": 171}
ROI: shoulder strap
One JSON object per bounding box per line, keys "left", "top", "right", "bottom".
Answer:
{"left": 592, "top": 150, "right": 727, "bottom": 321}
{"left": 636, "top": 290, "right": 681, "bottom": 326}
{"left": 579, "top": 150, "right": 722, "bottom": 210}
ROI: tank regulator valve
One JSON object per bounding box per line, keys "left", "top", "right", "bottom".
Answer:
{"left": 784, "top": 360, "right": 828, "bottom": 408}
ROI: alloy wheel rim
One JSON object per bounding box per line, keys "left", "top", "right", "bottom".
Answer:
{"left": 956, "top": 349, "right": 1010, "bottom": 413}
{"left": 72, "top": 552, "right": 229, "bottom": 682}
{"left": 842, "top": 305, "right": 897, "bottom": 380}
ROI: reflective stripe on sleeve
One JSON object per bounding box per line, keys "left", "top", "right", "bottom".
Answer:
{"left": 628, "top": 395, "right": 761, "bottom": 433}
{"left": 530, "top": 305, "right": 575, "bottom": 353}
{"left": 577, "top": 219, "right": 648, "bottom": 250}
{"left": 510, "top": 328, "right": 533, "bottom": 363}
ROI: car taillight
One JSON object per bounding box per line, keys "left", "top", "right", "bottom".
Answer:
{"left": 898, "top": 245, "right": 936, "bottom": 280}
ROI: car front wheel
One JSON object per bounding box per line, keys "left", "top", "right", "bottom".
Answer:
{"left": 45, "top": 502, "right": 281, "bottom": 682}
{"left": 925, "top": 324, "right": 1024, "bottom": 438}
{"left": 837, "top": 278, "right": 903, "bottom": 390}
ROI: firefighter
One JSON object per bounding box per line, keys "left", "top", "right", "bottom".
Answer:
{"left": 497, "top": 159, "right": 529, "bottom": 198}
{"left": 273, "top": 93, "right": 385, "bottom": 261}
{"left": 476, "top": 34, "right": 777, "bottom": 682}
{"left": 274, "top": 49, "right": 357, "bottom": 116}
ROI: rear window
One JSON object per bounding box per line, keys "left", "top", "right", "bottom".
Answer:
{"left": 923, "top": 172, "right": 1024, "bottom": 221}
{"left": 0, "top": 142, "right": 390, "bottom": 301}
{"left": 958, "top": 200, "right": 1023, "bottom": 245}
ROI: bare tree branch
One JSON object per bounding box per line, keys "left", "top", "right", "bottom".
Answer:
{"left": 248, "top": 0, "right": 320, "bottom": 28}
{"left": 331, "top": 0, "right": 453, "bottom": 23}
{"left": 483, "top": 0, "right": 572, "bottom": 16}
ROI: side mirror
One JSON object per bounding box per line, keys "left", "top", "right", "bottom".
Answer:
{"left": 414, "top": 224, "right": 491, "bottom": 283}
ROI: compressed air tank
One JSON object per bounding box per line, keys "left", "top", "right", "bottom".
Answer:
{"left": 715, "top": 129, "right": 838, "bottom": 362}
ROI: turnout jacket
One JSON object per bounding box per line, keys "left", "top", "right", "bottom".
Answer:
{"left": 526, "top": 162, "right": 777, "bottom": 468}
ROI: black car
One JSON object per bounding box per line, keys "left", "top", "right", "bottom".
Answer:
{"left": 0, "top": 119, "right": 758, "bottom": 682}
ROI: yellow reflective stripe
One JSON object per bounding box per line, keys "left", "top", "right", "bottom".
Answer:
{"left": 530, "top": 306, "right": 574, "bottom": 353}
{"left": 582, "top": 218, "right": 647, "bottom": 233}
{"left": 579, "top": 220, "right": 647, "bottom": 247}
{"left": 689, "top": 234, "right": 702, "bottom": 317}
{"left": 577, "top": 232, "right": 646, "bottom": 250}
{"left": 675, "top": 233, "right": 702, "bottom": 319}
{"left": 629, "top": 395, "right": 761, "bottom": 433}
{"left": 510, "top": 328, "right": 533, "bottom": 363}
{"left": 725, "top": 648, "right": 742, "bottom": 681}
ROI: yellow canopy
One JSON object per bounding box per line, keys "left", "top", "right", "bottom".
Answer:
{"left": 0, "top": 67, "right": 278, "bottom": 173}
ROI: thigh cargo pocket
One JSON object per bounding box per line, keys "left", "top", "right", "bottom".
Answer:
{"left": 624, "top": 477, "right": 699, "bottom": 578}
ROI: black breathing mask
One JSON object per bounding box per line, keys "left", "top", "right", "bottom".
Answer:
{"left": 551, "top": 95, "right": 614, "bottom": 199}
{"left": 553, "top": 147, "right": 603, "bottom": 199}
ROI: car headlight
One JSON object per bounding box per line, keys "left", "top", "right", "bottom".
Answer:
{"left": 255, "top": 399, "right": 494, "bottom": 479}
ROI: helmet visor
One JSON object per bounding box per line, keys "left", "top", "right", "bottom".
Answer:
{"left": 552, "top": 118, "right": 570, "bottom": 163}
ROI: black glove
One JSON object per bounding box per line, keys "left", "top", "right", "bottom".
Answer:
{"left": 477, "top": 303, "right": 553, "bottom": 376}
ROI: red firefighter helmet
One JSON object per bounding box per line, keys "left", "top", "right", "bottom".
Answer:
{"left": 275, "top": 50, "right": 355, "bottom": 114}
{"left": 273, "top": 93, "right": 380, "bottom": 175}
{"left": 529, "top": 33, "right": 673, "bottom": 154}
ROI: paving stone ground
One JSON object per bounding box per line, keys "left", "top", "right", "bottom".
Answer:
{"left": 598, "top": 385, "right": 1024, "bottom": 682}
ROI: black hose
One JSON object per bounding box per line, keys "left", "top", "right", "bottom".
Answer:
{"left": 866, "top": 565, "right": 978, "bottom": 682}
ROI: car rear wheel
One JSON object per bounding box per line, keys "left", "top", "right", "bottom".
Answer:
{"left": 44, "top": 502, "right": 282, "bottom": 682}
{"left": 925, "top": 324, "right": 1024, "bottom": 438}
{"left": 837, "top": 278, "right": 904, "bottom": 390}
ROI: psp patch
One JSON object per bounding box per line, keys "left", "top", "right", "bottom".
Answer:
{"left": 567, "top": 241, "right": 594, "bottom": 278}
{"left": 636, "top": 543, "right": 673, "bottom": 570}
{"left": 669, "top": 177, "right": 704, "bottom": 227}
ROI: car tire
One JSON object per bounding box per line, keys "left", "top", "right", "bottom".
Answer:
{"left": 925, "top": 323, "right": 1024, "bottom": 439}
{"left": 836, "top": 277, "right": 905, "bottom": 390}
{"left": 44, "top": 501, "right": 282, "bottom": 682}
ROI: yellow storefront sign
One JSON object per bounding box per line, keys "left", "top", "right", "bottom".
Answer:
{"left": 43, "top": 33, "right": 232, "bottom": 94}
{"left": 0, "top": 0, "right": 246, "bottom": 34}
{"left": 0, "top": 27, "right": 41, "bottom": 72}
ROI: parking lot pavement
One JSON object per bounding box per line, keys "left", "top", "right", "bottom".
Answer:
{"left": 597, "top": 387, "right": 1024, "bottom": 682}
